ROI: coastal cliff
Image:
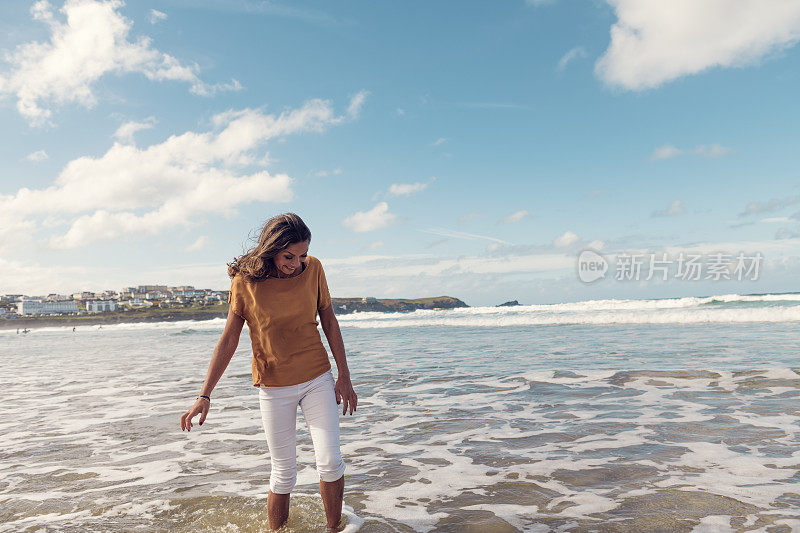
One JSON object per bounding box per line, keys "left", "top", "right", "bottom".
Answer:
{"left": 330, "top": 296, "right": 467, "bottom": 314}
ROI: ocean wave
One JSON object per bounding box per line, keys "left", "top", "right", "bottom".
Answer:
{"left": 336, "top": 293, "right": 800, "bottom": 327}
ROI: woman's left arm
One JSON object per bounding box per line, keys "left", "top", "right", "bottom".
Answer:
{"left": 319, "top": 305, "right": 358, "bottom": 415}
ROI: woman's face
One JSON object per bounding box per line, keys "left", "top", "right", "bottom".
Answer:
{"left": 272, "top": 240, "right": 309, "bottom": 275}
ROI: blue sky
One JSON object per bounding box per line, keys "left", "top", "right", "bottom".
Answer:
{"left": 2, "top": 0, "right": 800, "bottom": 306}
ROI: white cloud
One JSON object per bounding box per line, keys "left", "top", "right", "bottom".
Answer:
{"left": 113, "top": 116, "right": 156, "bottom": 144}
{"left": 557, "top": 46, "right": 587, "bottom": 71}
{"left": 0, "top": 0, "right": 240, "bottom": 126}
{"left": 0, "top": 218, "right": 38, "bottom": 255}
{"left": 430, "top": 137, "right": 447, "bottom": 146}
{"left": 499, "top": 209, "right": 530, "bottom": 224}
{"left": 650, "top": 144, "right": 683, "bottom": 160}
{"left": 0, "top": 94, "right": 363, "bottom": 250}
{"left": 659, "top": 238, "right": 800, "bottom": 257}
{"left": 0, "top": 256, "right": 90, "bottom": 294}
{"left": 693, "top": 144, "right": 732, "bottom": 158}
{"left": 311, "top": 167, "right": 343, "bottom": 178}
{"left": 396, "top": 108, "right": 405, "bottom": 116}
{"left": 420, "top": 227, "right": 511, "bottom": 245}
{"left": 25, "top": 149, "right": 49, "bottom": 162}
{"left": 650, "top": 143, "right": 732, "bottom": 160}
{"left": 184, "top": 235, "right": 207, "bottom": 251}
{"left": 0, "top": 255, "right": 244, "bottom": 294}
{"left": 596, "top": 0, "right": 800, "bottom": 90}
{"left": 148, "top": 8, "right": 167, "bottom": 24}
{"left": 346, "top": 90, "right": 369, "bottom": 118}
{"left": 330, "top": 252, "right": 573, "bottom": 279}
{"left": 553, "top": 230, "right": 579, "bottom": 247}
{"left": 742, "top": 195, "right": 800, "bottom": 216}
{"left": 342, "top": 202, "right": 397, "bottom": 233}
{"left": 322, "top": 253, "right": 435, "bottom": 267}
{"left": 775, "top": 227, "right": 800, "bottom": 239}
{"left": 388, "top": 181, "right": 428, "bottom": 196}
{"left": 652, "top": 199, "right": 686, "bottom": 217}
{"left": 363, "top": 241, "right": 384, "bottom": 251}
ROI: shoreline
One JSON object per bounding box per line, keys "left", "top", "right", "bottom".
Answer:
{"left": 0, "top": 296, "right": 468, "bottom": 330}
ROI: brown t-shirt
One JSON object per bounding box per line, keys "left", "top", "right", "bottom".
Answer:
{"left": 228, "top": 255, "right": 332, "bottom": 387}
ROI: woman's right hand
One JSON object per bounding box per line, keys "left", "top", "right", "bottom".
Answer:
{"left": 180, "top": 398, "right": 210, "bottom": 432}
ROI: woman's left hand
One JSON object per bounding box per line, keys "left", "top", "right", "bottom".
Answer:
{"left": 335, "top": 374, "right": 357, "bottom": 416}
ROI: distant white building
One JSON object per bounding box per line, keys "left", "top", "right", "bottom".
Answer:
{"left": 145, "top": 292, "right": 167, "bottom": 300}
{"left": 17, "top": 299, "right": 79, "bottom": 315}
{"left": 137, "top": 285, "right": 168, "bottom": 293}
{"left": 362, "top": 297, "right": 377, "bottom": 303}
{"left": 122, "top": 298, "right": 153, "bottom": 308}
{"left": 72, "top": 291, "right": 95, "bottom": 300}
{"left": 174, "top": 290, "right": 203, "bottom": 297}
{"left": 120, "top": 287, "right": 136, "bottom": 298}
{"left": 87, "top": 300, "right": 119, "bottom": 313}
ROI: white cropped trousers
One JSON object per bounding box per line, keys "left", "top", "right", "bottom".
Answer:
{"left": 258, "top": 368, "right": 346, "bottom": 494}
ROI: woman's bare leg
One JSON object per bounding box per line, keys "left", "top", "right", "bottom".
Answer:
{"left": 267, "top": 490, "right": 290, "bottom": 530}
{"left": 319, "top": 475, "right": 344, "bottom": 530}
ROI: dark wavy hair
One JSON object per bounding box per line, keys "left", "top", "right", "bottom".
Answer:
{"left": 227, "top": 212, "right": 312, "bottom": 282}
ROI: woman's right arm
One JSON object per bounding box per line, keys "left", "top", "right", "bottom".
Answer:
{"left": 180, "top": 311, "right": 245, "bottom": 431}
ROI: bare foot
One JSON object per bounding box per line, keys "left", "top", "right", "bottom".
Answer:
{"left": 267, "top": 490, "right": 290, "bottom": 530}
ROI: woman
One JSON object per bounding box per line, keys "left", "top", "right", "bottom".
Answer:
{"left": 180, "top": 212, "right": 357, "bottom": 532}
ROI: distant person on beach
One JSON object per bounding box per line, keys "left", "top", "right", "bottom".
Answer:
{"left": 180, "top": 212, "right": 357, "bottom": 532}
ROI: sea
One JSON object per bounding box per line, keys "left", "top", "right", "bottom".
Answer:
{"left": 2, "top": 292, "right": 800, "bottom": 532}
